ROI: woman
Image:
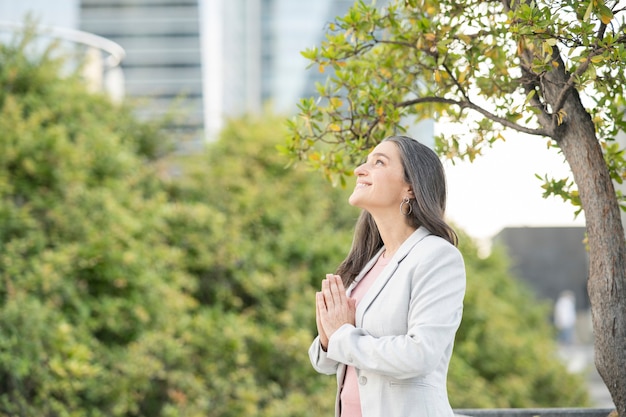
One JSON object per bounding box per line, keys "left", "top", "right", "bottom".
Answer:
{"left": 309, "top": 135, "right": 466, "bottom": 417}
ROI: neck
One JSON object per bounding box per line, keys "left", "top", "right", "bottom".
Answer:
{"left": 374, "top": 214, "right": 417, "bottom": 258}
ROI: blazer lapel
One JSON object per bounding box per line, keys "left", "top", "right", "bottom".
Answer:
{"left": 354, "top": 227, "right": 432, "bottom": 325}
{"left": 346, "top": 251, "right": 383, "bottom": 297}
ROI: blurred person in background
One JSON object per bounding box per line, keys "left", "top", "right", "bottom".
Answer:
{"left": 554, "top": 290, "right": 577, "bottom": 345}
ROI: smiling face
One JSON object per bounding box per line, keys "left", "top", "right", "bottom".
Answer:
{"left": 348, "top": 141, "right": 413, "bottom": 216}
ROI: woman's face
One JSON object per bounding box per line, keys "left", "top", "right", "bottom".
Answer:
{"left": 349, "top": 141, "right": 412, "bottom": 214}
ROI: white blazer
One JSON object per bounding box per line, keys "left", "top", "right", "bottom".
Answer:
{"left": 309, "top": 227, "right": 466, "bottom": 417}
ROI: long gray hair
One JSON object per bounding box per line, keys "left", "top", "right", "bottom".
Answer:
{"left": 336, "top": 135, "right": 458, "bottom": 287}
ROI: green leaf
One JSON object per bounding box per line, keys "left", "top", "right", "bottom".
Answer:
{"left": 597, "top": 3, "right": 614, "bottom": 24}
{"left": 583, "top": 1, "right": 593, "bottom": 22}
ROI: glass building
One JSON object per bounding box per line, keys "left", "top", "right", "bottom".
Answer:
{"left": 1, "top": 0, "right": 432, "bottom": 146}
{"left": 204, "top": 0, "right": 357, "bottom": 139}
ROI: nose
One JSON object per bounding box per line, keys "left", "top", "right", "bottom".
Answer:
{"left": 354, "top": 162, "right": 367, "bottom": 176}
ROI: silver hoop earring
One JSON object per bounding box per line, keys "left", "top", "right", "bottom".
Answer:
{"left": 400, "top": 197, "right": 413, "bottom": 216}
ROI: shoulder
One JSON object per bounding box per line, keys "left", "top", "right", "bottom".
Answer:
{"left": 395, "top": 227, "right": 464, "bottom": 269}
{"left": 400, "top": 234, "right": 466, "bottom": 281}
{"left": 416, "top": 233, "right": 463, "bottom": 260}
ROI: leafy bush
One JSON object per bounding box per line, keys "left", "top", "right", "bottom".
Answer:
{"left": 0, "top": 27, "right": 194, "bottom": 417}
{"left": 159, "top": 115, "right": 357, "bottom": 417}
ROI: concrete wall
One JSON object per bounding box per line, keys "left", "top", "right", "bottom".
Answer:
{"left": 493, "top": 226, "right": 589, "bottom": 310}
{"left": 454, "top": 408, "right": 614, "bottom": 417}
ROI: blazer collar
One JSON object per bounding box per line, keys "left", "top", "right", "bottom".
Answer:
{"left": 384, "top": 226, "right": 432, "bottom": 265}
{"left": 348, "top": 227, "right": 432, "bottom": 324}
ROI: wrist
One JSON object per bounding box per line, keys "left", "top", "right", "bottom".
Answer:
{"left": 320, "top": 336, "right": 329, "bottom": 351}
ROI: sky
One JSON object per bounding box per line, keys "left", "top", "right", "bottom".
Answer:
{"left": 439, "top": 127, "right": 586, "bottom": 246}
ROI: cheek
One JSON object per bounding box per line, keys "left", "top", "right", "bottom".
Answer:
{"left": 388, "top": 177, "right": 409, "bottom": 198}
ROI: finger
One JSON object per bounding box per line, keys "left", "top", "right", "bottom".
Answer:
{"left": 333, "top": 275, "right": 345, "bottom": 290}
{"left": 316, "top": 291, "right": 326, "bottom": 310}
{"left": 332, "top": 275, "right": 346, "bottom": 294}
{"left": 329, "top": 275, "right": 347, "bottom": 305}
{"left": 322, "top": 276, "right": 335, "bottom": 305}
{"left": 315, "top": 293, "right": 324, "bottom": 327}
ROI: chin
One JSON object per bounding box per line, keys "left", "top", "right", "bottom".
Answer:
{"left": 348, "top": 196, "right": 365, "bottom": 209}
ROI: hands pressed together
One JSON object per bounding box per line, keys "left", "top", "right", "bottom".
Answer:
{"left": 316, "top": 274, "right": 356, "bottom": 351}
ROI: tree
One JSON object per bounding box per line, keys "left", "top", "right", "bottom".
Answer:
{"left": 285, "top": 0, "right": 626, "bottom": 413}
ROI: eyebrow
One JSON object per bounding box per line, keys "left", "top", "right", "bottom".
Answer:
{"left": 369, "top": 152, "right": 390, "bottom": 161}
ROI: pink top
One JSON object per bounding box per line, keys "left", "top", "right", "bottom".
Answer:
{"left": 340, "top": 253, "right": 391, "bottom": 417}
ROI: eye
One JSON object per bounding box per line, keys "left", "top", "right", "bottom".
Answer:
{"left": 374, "top": 159, "right": 384, "bottom": 166}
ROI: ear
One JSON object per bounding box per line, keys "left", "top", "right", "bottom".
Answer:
{"left": 405, "top": 188, "right": 415, "bottom": 199}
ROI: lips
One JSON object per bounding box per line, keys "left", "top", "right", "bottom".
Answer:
{"left": 355, "top": 182, "right": 371, "bottom": 188}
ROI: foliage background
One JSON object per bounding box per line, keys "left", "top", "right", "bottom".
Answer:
{"left": 0, "top": 28, "right": 589, "bottom": 416}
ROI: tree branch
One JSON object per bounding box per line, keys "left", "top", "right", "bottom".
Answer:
{"left": 552, "top": 29, "right": 613, "bottom": 117}
{"left": 518, "top": 68, "right": 553, "bottom": 129}
{"left": 396, "top": 96, "right": 551, "bottom": 137}
{"left": 442, "top": 63, "right": 470, "bottom": 101}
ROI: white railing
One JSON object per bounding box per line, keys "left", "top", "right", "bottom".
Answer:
{"left": 0, "top": 20, "right": 126, "bottom": 102}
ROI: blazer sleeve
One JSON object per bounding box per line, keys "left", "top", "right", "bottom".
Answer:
{"left": 309, "top": 335, "right": 341, "bottom": 375}
{"left": 325, "top": 238, "right": 466, "bottom": 379}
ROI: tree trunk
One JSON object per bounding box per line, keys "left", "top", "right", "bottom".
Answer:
{"left": 501, "top": 0, "right": 626, "bottom": 411}
{"left": 541, "top": 63, "right": 626, "bottom": 416}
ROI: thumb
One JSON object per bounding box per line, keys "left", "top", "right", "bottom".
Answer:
{"left": 348, "top": 298, "right": 357, "bottom": 325}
